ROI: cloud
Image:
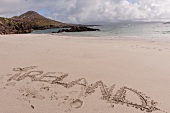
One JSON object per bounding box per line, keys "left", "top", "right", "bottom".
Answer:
{"left": 0, "top": 0, "right": 170, "bottom": 23}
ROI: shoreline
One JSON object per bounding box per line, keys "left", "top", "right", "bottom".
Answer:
{"left": 0, "top": 34, "right": 170, "bottom": 113}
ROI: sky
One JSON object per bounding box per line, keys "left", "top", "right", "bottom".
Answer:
{"left": 0, "top": 0, "right": 170, "bottom": 24}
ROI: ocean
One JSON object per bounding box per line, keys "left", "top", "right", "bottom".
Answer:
{"left": 31, "top": 22, "right": 170, "bottom": 39}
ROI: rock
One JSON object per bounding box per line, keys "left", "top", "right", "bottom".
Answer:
{"left": 31, "top": 105, "right": 34, "bottom": 109}
{"left": 0, "top": 17, "right": 33, "bottom": 34}
{"left": 57, "top": 29, "right": 69, "bottom": 33}
{"left": 57, "top": 26, "right": 100, "bottom": 33}
{"left": 163, "top": 22, "right": 170, "bottom": 24}
{"left": 0, "top": 21, "right": 3, "bottom": 25}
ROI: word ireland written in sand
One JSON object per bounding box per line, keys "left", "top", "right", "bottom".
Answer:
{"left": 7, "top": 66, "right": 161, "bottom": 113}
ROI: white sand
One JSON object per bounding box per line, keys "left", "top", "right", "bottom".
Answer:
{"left": 0, "top": 34, "right": 170, "bottom": 113}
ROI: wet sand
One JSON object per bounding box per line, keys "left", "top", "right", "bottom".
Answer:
{"left": 0, "top": 34, "right": 170, "bottom": 113}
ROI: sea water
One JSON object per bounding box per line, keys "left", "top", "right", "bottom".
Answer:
{"left": 31, "top": 22, "right": 170, "bottom": 39}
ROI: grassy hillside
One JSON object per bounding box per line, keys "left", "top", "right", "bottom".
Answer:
{"left": 12, "top": 11, "right": 72, "bottom": 29}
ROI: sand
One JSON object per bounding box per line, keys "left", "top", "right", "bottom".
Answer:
{"left": 0, "top": 34, "right": 170, "bottom": 113}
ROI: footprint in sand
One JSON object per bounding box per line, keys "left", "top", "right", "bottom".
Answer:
{"left": 6, "top": 74, "right": 13, "bottom": 77}
{"left": 6, "top": 82, "right": 16, "bottom": 86}
{"left": 58, "top": 98, "right": 83, "bottom": 111}
{"left": 69, "top": 91, "right": 78, "bottom": 95}
{"left": 68, "top": 91, "right": 83, "bottom": 99}
{"left": 26, "top": 82, "right": 31, "bottom": 85}
{"left": 18, "top": 87, "right": 45, "bottom": 101}
{"left": 40, "top": 86, "right": 50, "bottom": 93}
{"left": 57, "top": 96, "right": 71, "bottom": 107}
{"left": 58, "top": 101, "right": 67, "bottom": 107}
{"left": 25, "top": 87, "right": 45, "bottom": 100}
{"left": 0, "top": 76, "right": 3, "bottom": 80}
{"left": 70, "top": 99, "right": 83, "bottom": 109}
{"left": 0, "top": 86, "right": 6, "bottom": 90}
{"left": 64, "top": 108, "right": 72, "bottom": 112}
{"left": 60, "top": 96, "right": 69, "bottom": 100}
{"left": 36, "top": 83, "right": 45, "bottom": 87}
{"left": 50, "top": 94, "right": 59, "bottom": 100}
{"left": 18, "top": 88, "right": 25, "bottom": 93}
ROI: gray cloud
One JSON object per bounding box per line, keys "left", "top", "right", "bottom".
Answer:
{"left": 0, "top": 0, "right": 170, "bottom": 23}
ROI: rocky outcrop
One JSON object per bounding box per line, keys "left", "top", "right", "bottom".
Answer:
{"left": 0, "top": 24, "right": 7, "bottom": 34}
{"left": 56, "top": 26, "right": 100, "bottom": 33}
{"left": 0, "top": 17, "right": 33, "bottom": 34}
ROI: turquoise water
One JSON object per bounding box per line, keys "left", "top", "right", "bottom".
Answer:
{"left": 31, "top": 28, "right": 70, "bottom": 34}
{"left": 32, "top": 22, "right": 170, "bottom": 38}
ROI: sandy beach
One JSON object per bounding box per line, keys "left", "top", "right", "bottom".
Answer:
{"left": 0, "top": 34, "right": 170, "bottom": 113}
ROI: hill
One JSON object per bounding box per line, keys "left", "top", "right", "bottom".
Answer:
{"left": 0, "top": 11, "right": 74, "bottom": 34}
{"left": 12, "top": 11, "right": 72, "bottom": 29}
